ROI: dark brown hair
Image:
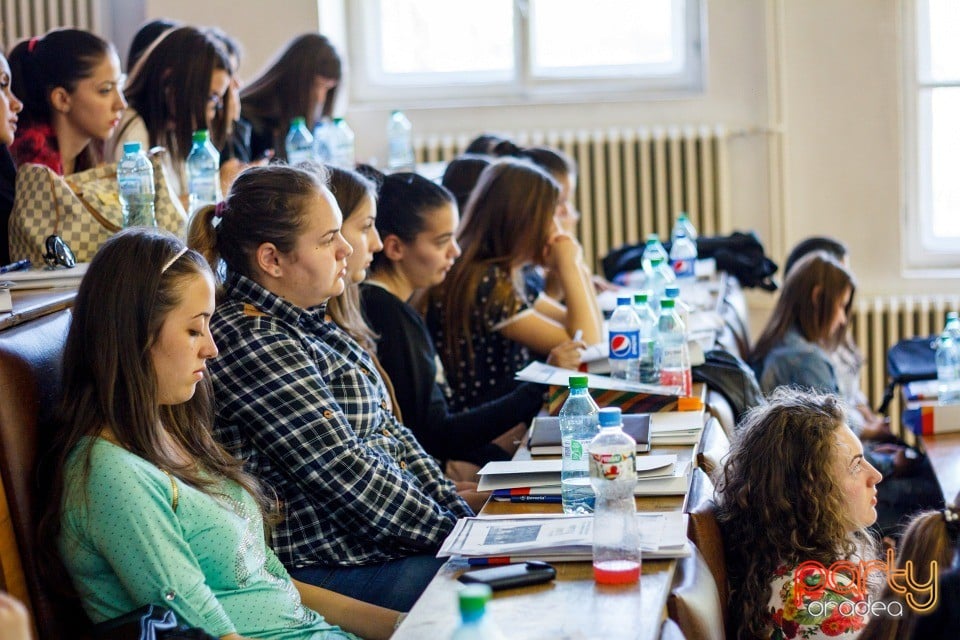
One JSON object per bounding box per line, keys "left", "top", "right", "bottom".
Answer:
{"left": 431, "top": 158, "right": 558, "bottom": 367}
{"left": 750, "top": 251, "right": 856, "bottom": 367}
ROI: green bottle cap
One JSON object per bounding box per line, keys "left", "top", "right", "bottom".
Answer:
{"left": 661, "top": 299, "right": 676, "bottom": 308}
{"left": 192, "top": 130, "right": 209, "bottom": 143}
{"left": 569, "top": 375, "right": 588, "bottom": 389}
{"left": 458, "top": 584, "right": 491, "bottom": 622}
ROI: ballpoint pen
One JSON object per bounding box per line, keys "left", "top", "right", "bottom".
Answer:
{"left": 0, "top": 259, "right": 31, "bottom": 274}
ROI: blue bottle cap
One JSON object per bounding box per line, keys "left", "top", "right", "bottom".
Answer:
{"left": 598, "top": 407, "right": 621, "bottom": 427}
{"left": 122, "top": 141, "right": 141, "bottom": 154}
{"left": 665, "top": 286, "right": 680, "bottom": 298}
{"left": 617, "top": 296, "right": 631, "bottom": 306}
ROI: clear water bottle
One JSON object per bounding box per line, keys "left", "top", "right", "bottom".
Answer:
{"left": 663, "top": 286, "right": 691, "bottom": 329}
{"left": 633, "top": 292, "right": 660, "bottom": 384}
{"left": 559, "top": 375, "right": 600, "bottom": 514}
{"left": 671, "top": 212, "right": 698, "bottom": 243}
{"left": 640, "top": 233, "right": 669, "bottom": 275}
{"left": 589, "top": 408, "right": 641, "bottom": 585}
{"left": 117, "top": 141, "right": 156, "bottom": 228}
{"left": 186, "top": 130, "right": 220, "bottom": 212}
{"left": 450, "top": 584, "right": 505, "bottom": 640}
{"left": 646, "top": 258, "right": 674, "bottom": 312}
{"left": 387, "top": 110, "right": 415, "bottom": 171}
{"left": 286, "top": 116, "right": 315, "bottom": 165}
{"left": 659, "top": 299, "right": 692, "bottom": 396}
{"left": 313, "top": 118, "right": 334, "bottom": 164}
{"left": 936, "top": 332, "right": 960, "bottom": 406}
{"left": 669, "top": 230, "right": 697, "bottom": 279}
{"left": 331, "top": 117, "right": 355, "bottom": 168}
{"left": 945, "top": 312, "right": 960, "bottom": 342}
{"left": 608, "top": 296, "right": 641, "bottom": 382}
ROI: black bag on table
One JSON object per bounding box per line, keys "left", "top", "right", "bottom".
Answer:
{"left": 877, "top": 335, "right": 938, "bottom": 415}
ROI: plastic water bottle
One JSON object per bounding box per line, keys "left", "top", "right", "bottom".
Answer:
{"left": 640, "top": 233, "right": 669, "bottom": 274}
{"left": 387, "top": 110, "right": 415, "bottom": 171}
{"left": 186, "top": 130, "right": 220, "bottom": 212}
{"left": 608, "top": 296, "right": 641, "bottom": 382}
{"left": 313, "top": 118, "right": 334, "bottom": 164}
{"left": 669, "top": 229, "right": 697, "bottom": 279}
{"left": 659, "top": 299, "right": 692, "bottom": 396}
{"left": 646, "top": 258, "right": 674, "bottom": 312}
{"left": 331, "top": 117, "right": 355, "bottom": 168}
{"left": 936, "top": 319, "right": 960, "bottom": 405}
{"left": 117, "top": 141, "right": 156, "bottom": 227}
{"left": 450, "top": 584, "right": 505, "bottom": 640}
{"left": 663, "top": 286, "right": 691, "bottom": 329}
{"left": 589, "top": 408, "right": 641, "bottom": 585}
{"left": 559, "top": 375, "right": 600, "bottom": 514}
{"left": 945, "top": 312, "right": 960, "bottom": 342}
{"left": 671, "top": 212, "right": 698, "bottom": 243}
{"left": 285, "top": 117, "right": 314, "bottom": 165}
{"left": 633, "top": 292, "right": 660, "bottom": 384}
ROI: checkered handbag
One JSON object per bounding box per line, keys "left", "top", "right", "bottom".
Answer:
{"left": 8, "top": 147, "right": 188, "bottom": 263}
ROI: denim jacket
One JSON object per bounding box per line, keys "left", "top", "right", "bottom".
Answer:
{"left": 756, "top": 327, "right": 838, "bottom": 395}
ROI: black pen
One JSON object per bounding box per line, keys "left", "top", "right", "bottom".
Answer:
{"left": 0, "top": 259, "right": 30, "bottom": 274}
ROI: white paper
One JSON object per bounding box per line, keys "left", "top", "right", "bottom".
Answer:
{"left": 0, "top": 288, "right": 11, "bottom": 313}
{"left": 1, "top": 263, "right": 88, "bottom": 290}
{"left": 515, "top": 361, "right": 682, "bottom": 395}
{"left": 477, "top": 456, "right": 682, "bottom": 492}
{"left": 650, "top": 410, "right": 704, "bottom": 433}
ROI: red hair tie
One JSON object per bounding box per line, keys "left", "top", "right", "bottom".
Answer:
{"left": 27, "top": 36, "right": 39, "bottom": 53}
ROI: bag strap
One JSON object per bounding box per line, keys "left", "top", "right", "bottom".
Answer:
{"left": 65, "top": 172, "right": 121, "bottom": 233}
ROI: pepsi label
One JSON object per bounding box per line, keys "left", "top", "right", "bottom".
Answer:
{"left": 670, "top": 258, "right": 695, "bottom": 278}
{"left": 608, "top": 330, "right": 640, "bottom": 361}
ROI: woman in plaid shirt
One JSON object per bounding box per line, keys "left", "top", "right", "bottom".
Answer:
{"left": 189, "top": 164, "right": 472, "bottom": 613}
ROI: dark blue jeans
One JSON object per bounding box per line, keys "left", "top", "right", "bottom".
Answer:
{"left": 290, "top": 554, "right": 447, "bottom": 611}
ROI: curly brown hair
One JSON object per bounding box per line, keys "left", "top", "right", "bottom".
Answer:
{"left": 716, "top": 388, "right": 877, "bottom": 639}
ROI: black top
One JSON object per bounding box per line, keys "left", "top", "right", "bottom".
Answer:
{"left": 0, "top": 146, "right": 16, "bottom": 265}
{"left": 220, "top": 117, "right": 254, "bottom": 164}
{"left": 360, "top": 282, "right": 545, "bottom": 465}
{"left": 911, "top": 566, "right": 960, "bottom": 638}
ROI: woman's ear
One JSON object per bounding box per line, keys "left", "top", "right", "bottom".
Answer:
{"left": 49, "top": 87, "right": 71, "bottom": 114}
{"left": 381, "top": 234, "right": 405, "bottom": 262}
{"left": 810, "top": 284, "right": 823, "bottom": 308}
{"left": 255, "top": 242, "right": 283, "bottom": 278}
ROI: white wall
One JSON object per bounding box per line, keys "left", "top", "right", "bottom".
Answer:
{"left": 121, "top": 0, "right": 953, "bottom": 302}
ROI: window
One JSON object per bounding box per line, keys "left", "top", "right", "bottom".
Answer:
{"left": 347, "top": 0, "right": 705, "bottom": 106}
{"left": 905, "top": 0, "right": 960, "bottom": 272}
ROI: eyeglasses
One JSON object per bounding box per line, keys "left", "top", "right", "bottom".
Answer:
{"left": 43, "top": 235, "right": 76, "bottom": 269}
{"left": 207, "top": 93, "right": 224, "bottom": 113}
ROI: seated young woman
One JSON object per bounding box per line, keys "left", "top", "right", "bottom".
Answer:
{"left": 717, "top": 388, "right": 883, "bottom": 639}
{"left": 9, "top": 28, "right": 126, "bottom": 176}
{"left": 39, "top": 228, "right": 399, "bottom": 640}
{"left": 361, "top": 171, "right": 578, "bottom": 470}
{"left": 426, "top": 158, "right": 602, "bottom": 416}
{"left": 0, "top": 51, "right": 23, "bottom": 264}
{"left": 188, "top": 165, "right": 472, "bottom": 612}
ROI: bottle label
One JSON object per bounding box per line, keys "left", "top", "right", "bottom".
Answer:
{"left": 670, "top": 258, "right": 695, "bottom": 278}
{"left": 608, "top": 330, "right": 640, "bottom": 360}
{"left": 590, "top": 448, "right": 636, "bottom": 481}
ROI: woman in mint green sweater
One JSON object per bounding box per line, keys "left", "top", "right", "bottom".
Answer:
{"left": 38, "top": 228, "right": 400, "bottom": 640}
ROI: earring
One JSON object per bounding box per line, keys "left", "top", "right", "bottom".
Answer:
{"left": 274, "top": 269, "right": 281, "bottom": 276}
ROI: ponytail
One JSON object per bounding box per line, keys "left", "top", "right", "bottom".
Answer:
{"left": 186, "top": 204, "right": 223, "bottom": 282}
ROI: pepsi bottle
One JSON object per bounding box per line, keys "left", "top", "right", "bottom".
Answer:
{"left": 608, "top": 297, "right": 640, "bottom": 381}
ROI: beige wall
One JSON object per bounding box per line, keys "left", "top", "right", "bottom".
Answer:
{"left": 137, "top": 0, "right": 953, "bottom": 302}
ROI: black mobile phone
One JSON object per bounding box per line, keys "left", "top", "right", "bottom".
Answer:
{"left": 457, "top": 561, "right": 557, "bottom": 591}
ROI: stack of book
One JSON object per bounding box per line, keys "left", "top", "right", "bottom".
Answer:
{"left": 437, "top": 511, "right": 691, "bottom": 564}
{"left": 649, "top": 410, "right": 704, "bottom": 445}
{"left": 526, "top": 414, "right": 651, "bottom": 456}
{"left": 477, "top": 454, "right": 691, "bottom": 503}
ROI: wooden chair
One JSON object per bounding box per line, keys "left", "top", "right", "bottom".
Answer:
{"left": 706, "top": 388, "right": 737, "bottom": 439}
{"left": 684, "top": 466, "right": 716, "bottom": 514}
{"left": 696, "top": 416, "right": 730, "bottom": 484}
{"left": 0, "top": 309, "right": 91, "bottom": 639}
{"left": 686, "top": 500, "right": 730, "bottom": 635}
{"left": 667, "top": 546, "right": 726, "bottom": 640}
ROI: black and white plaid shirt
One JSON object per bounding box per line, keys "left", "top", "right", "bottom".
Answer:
{"left": 209, "top": 274, "right": 472, "bottom": 568}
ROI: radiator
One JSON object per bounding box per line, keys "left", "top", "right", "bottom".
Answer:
{"left": 851, "top": 295, "right": 960, "bottom": 435}
{"left": 414, "top": 125, "right": 731, "bottom": 271}
{"left": 0, "top": 0, "right": 100, "bottom": 48}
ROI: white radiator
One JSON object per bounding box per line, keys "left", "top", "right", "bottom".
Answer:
{"left": 851, "top": 295, "right": 960, "bottom": 435}
{"left": 0, "top": 0, "right": 100, "bottom": 48}
{"left": 414, "top": 125, "right": 731, "bottom": 271}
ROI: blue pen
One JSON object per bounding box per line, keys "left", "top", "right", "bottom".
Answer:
{"left": 0, "top": 259, "right": 30, "bottom": 274}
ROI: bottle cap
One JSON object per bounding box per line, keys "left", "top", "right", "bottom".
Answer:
{"left": 617, "top": 296, "right": 631, "bottom": 306}
{"left": 651, "top": 258, "right": 664, "bottom": 265}
{"left": 291, "top": 116, "right": 306, "bottom": 127}
{"left": 598, "top": 407, "right": 621, "bottom": 427}
{"left": 458, "top": 584, "right": 491, "bottom": 622}
{"left": 678, "top": 396, "right": 703, "bottom": 411}
{"left": 678, "top": 213, "right": 688, "bottom": 221}
{"left": 633, "top": 292, "right": 648, "bottom": 303}
{"left": 646, "top": 233, "right": 659, "bottom": 243}
{"left": 122, "top": 141, "right": 141, "bottom": 154}
{"left": 333, "top": 117, "right": 343, "bottom": 124}
{"left": 568, "top": 375, "right": 588, "bottom": 389}
{"left": 192, "top": 130, "right": 209, "bottom": 143}
{"left": 661, "top": 299, "right": 675, "bottom": 309}
{"left": 665, "top": 286, "right": 679, "bottom": 298}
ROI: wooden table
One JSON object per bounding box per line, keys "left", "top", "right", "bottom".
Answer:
{"left": 394, "top": 390, "right": 705, "bottom": 640}
{"left": 922, "top": 431, "right": 960, "bottom": 503}
{"left": 0, "top": 288, "right": 76, "bottom": 331}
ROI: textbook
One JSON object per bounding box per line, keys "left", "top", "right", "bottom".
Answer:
{"left": 527, "top": 414, "right": 651, "bottom": 456}
{"left": 0, "top": 263, "right": 88, "bottom": 290}
{"left": 487, "top": 461, "right": 691, "bottom": 499}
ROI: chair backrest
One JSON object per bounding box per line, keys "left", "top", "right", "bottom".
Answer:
{"left": 684, "top": 466, "right": 716, "bottom": 514}
{"left": 0, "top": 309, "right": 91, "bottom": 639}
{"left": 686, "top": 500, "right": 730, "bottom": 634}
{"left": 659, "top": 617, "right": 687, "bottom": 640}
{"left": 667, "top": 546, "right": 725, "bottom": 640}
{"left": 696, "top": 416, "right": 730, "bottom": 484}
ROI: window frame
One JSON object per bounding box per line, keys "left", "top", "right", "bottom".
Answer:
{"left": 346, "top": 0, "right": 706, "bottom": 108}
{"left": 903, "top": 0, "right": 960, "bottom": 275}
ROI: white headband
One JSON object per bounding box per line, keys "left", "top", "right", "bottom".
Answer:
{"left": 161, "top": 247, "right": 188, "bottom": 274}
